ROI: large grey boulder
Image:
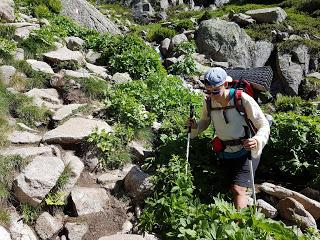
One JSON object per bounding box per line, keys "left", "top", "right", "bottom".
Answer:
{"left": 259, "top": 182, "right": 320, "bottom": 220}
{"left": 0, "top": 226, "right": 11, "bottom": 240}
{"left": 70, "top": 187, "right": 109, "bottom": 216}
{"left": 4, "top": 22, "right": 40, "bottom": 40}
{"left": 65, "top": 222, "right": 88, "bottom": 240}
{"left": 276, "top": 51, "right": 304, "bottom": 95}
{"left": 0, "top": 65, "right": 16, "bottom": 85}
{"left": 25, "top": 88, "right": 62, "bottom": 111}
{"left": 0, "top": 0, "right": 15, "bottom": 22}
{"left": 35, "top": 212, "right": 63, "bottom": 240}
{"left": 52, "top": 103, "right": 85, "bottom": 121}
{"left": 133, "top": 0, "right": 155, "bottom": 21}
{"left": 277, "top": 197, "right": 317, "bottom": 230}
{"left": 62, "top": 151, "right": 84, "bottom": 191}
{"left": 86, "top": 62, "right": 110, "bottom": 79}
{"left": 257, "top": 199, "right": 278, "bottom": 219}
{"left": 61, "top": 0, "right": 120, "bottom": 34}
{"left": 61, "top": 69, "right": 91, "bottom": 78}
{"left": 44, "top": 47, "right": 85, "bottom": 70}
{"left": 124, "top": 166, "right": 152, "bottom": 202}
{"left": 196, "top": 19, "right": 272, "bottom": 68}
{"left": 0, "top": 146, "right": 60, "bottom": 159}
{"left": 169, "top": 33, "right": 188, "bottom": 50}
{"left": 7, "top": 131, "right": 42, "bottom": 144}
{"left": 10, "top": 208, "right": 38, "bottom": 240}
{"left": 13, "top": 156, "right": 65, "bottom": 206}
{"left": 245, "top": 7, "right": 287, "bottom": 24}
{"left": 65, "top": 36, "right": 85, "bottom": 51}
{"left": 26, "top": 59, "right": 54, "bottom": 74}
{"left": 43, "top": 117, "right": 112, "bottom": 145}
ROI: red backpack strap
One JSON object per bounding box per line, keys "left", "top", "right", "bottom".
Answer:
{"left": 234, "top": 90, "right": 257, "bottom": 136}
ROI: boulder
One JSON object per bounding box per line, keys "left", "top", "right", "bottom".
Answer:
{"left": 0, "top": 146, "right": 59, "bottom": 159}
{"left": 13, "top": 48, "right": 24, "bottom": 61}
{"left": 13, "top": 156, "right": 65, "bottom": 206}
{"left": 0, "top": 0, "right": 15, "bottom": 22}
{"left": 300, "top": 188, "right": 320, "bottom": 202}
{"left": 213, "top": 0, "right": 230, "bottom": 7}
{"left": 65, "top": 222, "right": 89, "bottom": 240}
{"left": 245, "top": 7, "right": 287, "bottom": 23}
{"left": 43, "top": 47, "right": 85, "bottom": 69}
{"left": 307, "top": 72, "right": 320, "bottom": 80}
{"left": 85, "top": 49, "right": 102, "bottom": 64}
{"left": 65, "top": 36, "right": 85, "bottom": 51}
{"left": 97, "top": 170, "right": 124, "bottom": 189}
{"left": 99, "top": 233, "right": 158, "bottom": 240}
{"left": 112, "top": 72, "right": 132, "bottom": 84}
{"left": 169, "top": 33, "right": 188, "bottom": 50}
{"left": 259, "top": 182, "right": 320, "bottom": 220}
{"left": 61, "top": 151, "right": 84, "bottom": 191}
{"left": 9, "top": 208, "right": 38, "bottom": 240}
{"left": 86, "top": 62, "right": 110, "bottom": 79}
{"left": 124, "top": 166, "right": 152, "bottom": 202}
{"left": 0, "top": 65, "right": 16, "bottom": 85}
{"left": 25, "top": 88, "right": 63, "bottom": 110}
{"left": 128, "top": 141, "right": 153, "bottom": 161}
{"left": 257, "top": 199, "right": 278, "bottom": 218}
{"left": 61, "top": 69, "right": 91, "bottom": 78}
{"left": 160, "top": 38, "right": 171, "bottom": 57}
{"left": 230, "top": 13, "right": 255, "bottom": 27}
{"left": 4, "top": 22, "right": 40, "bottom": 40}
{"left": 52, "top": 103, "right": 86, "bottom": 121}
{"left": 7, "top": 131, "right": 42, "bottom": 144}
{"left": 70, "top": 187, "right": 109, "bottom": 216}
{"left": 26, "top": 59, "right": 54, "bottom": 74}
{"left": 43, "top": 117, "right": 112, "bottom": 145}
{"left": 0, "top": 226, "right": 11, "bottom": 240}
{"left": 35, "top": 212, "right": 63, "bottom": 240}
{"left": 132, "top": 0, "right": 155, "bottom": 21}
{"left": 61, "top": 0, "right": 120, "bottom": 34}
{"left": 196, "top": 19, "right": 272, "bottom": 68}
{"left": 276, "top": 52, "right": 304, "bottom": 95}
{"left": 277, "top": 197, "right": 317, "bottom": 230}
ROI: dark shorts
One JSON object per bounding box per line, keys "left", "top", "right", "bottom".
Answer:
{"left": 220, "top": 153, "right": 260, "bottom": 188}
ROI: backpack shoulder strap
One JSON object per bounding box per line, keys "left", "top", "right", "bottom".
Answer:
{"left": 234, "top": 90, "right": 257, "bottom": 136}
{"left": 205, "top": 95, "right": 211, "bottom": 119}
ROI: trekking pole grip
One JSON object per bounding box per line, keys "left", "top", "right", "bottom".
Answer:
{"left": 189, "top": 105, "right": 194, "bottom": 133}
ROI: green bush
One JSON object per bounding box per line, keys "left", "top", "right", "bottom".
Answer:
{"left": 281, "top": 0, "right": 320, "bottom": 15}
{"left": 0, "top": 207, "right": 10, "bottom": 226}
{"left": 48, "top": 0, "right": 62, "bottom": 13}
{"left": 20, "top": 203, "right": 40, "bottom": 224}
{"left": 169, "top": 55, "right": 197, "bottom": 76}
{"left": 261, "top": 112, "right": 320, "bottom": 182}
{"left": 0, "top": 25, "right": 16, "bottom": 39}
{"left": 171, "top": 41, "right": 197, "bottom": 56}
{"left": 79, "top": 77, "right": 109, "bottom": 100}
{"left": 274, "top": 95, "right": 317, "bottom": 115}
{"left": 173, "top": 19, "right": 195, "bottom": 32}
{"left": 150, "top": 27, "right": 176, "bottom": 43}
{"left": 139, "top": 155, "right": 319, "bottom": 239}
{"left": 0, "top": 38, "right": 16, "bottom": 59}
{"left": 87, "top": 127, "right": 132, "bottom": 169}
{"left": 34, "top": 4, "right": 51, "bottom": 18}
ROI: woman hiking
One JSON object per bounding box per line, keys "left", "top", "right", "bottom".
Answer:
{"left": 187, "top": 67, "right": 270, "bottom": 209}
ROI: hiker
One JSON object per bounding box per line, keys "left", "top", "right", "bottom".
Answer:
{"left": 187, "top": 67, "right": 270, "bottom": 209}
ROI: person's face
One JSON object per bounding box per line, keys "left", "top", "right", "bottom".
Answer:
{"left": 205, "top": 83, "right": 226, "bottom": 99}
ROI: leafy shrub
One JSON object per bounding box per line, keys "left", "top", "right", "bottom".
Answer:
{"left": 274, "top": 95, "right": 317, "bottom": 115}
{"left": 171, "top": 41, "right": 196, "bottom": 56}
{"left": 150, "top": 27, "right": 176, "bottom": 43}
{"left": 0, "top": 25, "right": 16, "bottom": 39}
{"left": 278, "top": 39, "right": 320, "bottom": 55}
{"left": 48, "top": 0, "right": 62, "bottom": 13}
{"left": 34, "top": 4, "right": 51, "bottom": 18}
{"left": 281, "top": 0, "right": 320, "bottom": 15}
{"left": 0, "top": 38, "right": 16, "bottom": 59}
{"left": 87, "top": 127, "right": 132, "bottom": 169}
{"left": 55, "top": 165, "right": 72, "bottom": 190}
{"left": 139, "top": 155, "right": 318, "bottom": 239}
{"left": 173, "top": 19, "right": 195, "bottom": 32}
{"left": 169, "top": 55, "right": 197, "bottom": 76}
{"left": 79, "top": 77, "right": 109, "bottom": 100}
{"left": 20, "top": 203, "right": 40, "bottom": 224}
{"left": 45, "top": 192, "right": 65, "bottom": 206}
{"left": 261, "top": 112, "right": 320, "bottom": 182}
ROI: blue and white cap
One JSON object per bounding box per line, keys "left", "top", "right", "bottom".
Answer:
{"left": 204, "top": 67, "right": 233, "bottom": 87}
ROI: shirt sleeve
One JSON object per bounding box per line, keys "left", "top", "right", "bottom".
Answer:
{"left": 191, "top": 99, "right": 211, "bottom": 138}
{"left": 241, "top": 92, "right": 270, "bottom": 158}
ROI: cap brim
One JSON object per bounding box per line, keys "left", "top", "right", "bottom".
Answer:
{"left": 226, "top": 76, "right": 233, "bottom": 82}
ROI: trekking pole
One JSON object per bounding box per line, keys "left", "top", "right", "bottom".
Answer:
{"left": 244, "top": 126, "right": 257, "bottom": 211}
{"left": 186, "top": 105, "right": 194, "bottom": 174}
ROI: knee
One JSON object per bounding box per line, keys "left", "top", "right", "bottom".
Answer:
{"left": 231, "top": 184, "right": 246, "bottom": 196}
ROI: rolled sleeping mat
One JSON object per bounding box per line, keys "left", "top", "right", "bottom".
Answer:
{"left": 225, "top": 66, "right": 273, "bottom": 92}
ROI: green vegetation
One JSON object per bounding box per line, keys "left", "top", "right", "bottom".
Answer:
{"left": 281, "top": 0, "right": 320, "bottom": 16}
{"left": 0, "top": 207, "right": 10, "bottom": 226}
{"left": 274, "top": 95, "right": 317, "bottom": 115}
{"left": 55, "top": 165, "right": 72, "bottom": 190}
{"left": 139, "top": 156, "right": 320, "bottom": 239}
{"left": 0, "top": 38, "right": 16, "bottom": 59}
{"left": 44, "top": 192, "right": 66, "bottom": 206}
{"left": 20, "top": 203, "right": 40, "bottom": 224}
{"left": 78, "top": 77, "right": 109, "bottom": 100}
{"left": 15, "top": 0, "right": 62, "bottom": 17}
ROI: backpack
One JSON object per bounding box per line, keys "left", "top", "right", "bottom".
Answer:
{"left": 205, "top": 80, "right": 257, "bottom": 136}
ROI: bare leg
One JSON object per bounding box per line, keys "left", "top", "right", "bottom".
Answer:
{"left": 231, "top": 184, "right": 247, "bottom": 210}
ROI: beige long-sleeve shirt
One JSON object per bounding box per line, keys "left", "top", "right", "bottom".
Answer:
{"left": 191, "top": 92, "right": 270, "bottom": 158}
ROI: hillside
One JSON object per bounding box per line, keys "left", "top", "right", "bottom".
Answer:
{"left": 0, "top": 0, "right": 320, "bottom": 239}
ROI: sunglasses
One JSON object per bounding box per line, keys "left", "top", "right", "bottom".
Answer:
{"left": 204, "top": 89, "right": 223, "bottom": 95}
